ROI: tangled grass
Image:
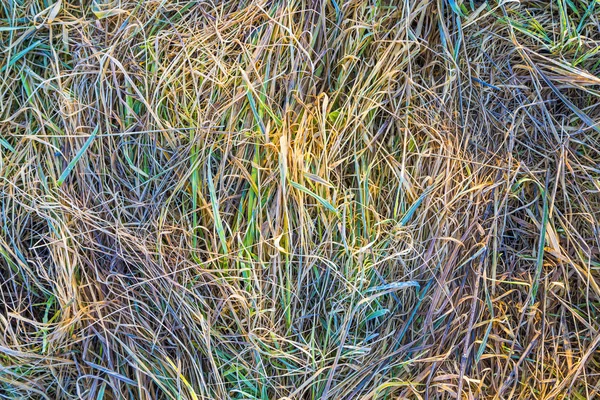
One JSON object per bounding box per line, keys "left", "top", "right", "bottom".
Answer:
{"left": 1, "top": 0, "right": 600, "bottom": 398}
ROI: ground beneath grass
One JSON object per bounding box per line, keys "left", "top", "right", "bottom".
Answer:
{"left": 1, "top": 1, "right": 600, "bottom": 399}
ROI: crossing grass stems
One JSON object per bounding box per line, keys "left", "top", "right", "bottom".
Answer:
{"left": 1, "top": 1, "right": 600, "bottom": 399}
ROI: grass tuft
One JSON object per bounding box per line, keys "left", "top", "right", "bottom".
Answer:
{"left": 1, "top": 0, "right": 600, "bottom": 398}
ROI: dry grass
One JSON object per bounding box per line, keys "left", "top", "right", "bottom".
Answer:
{"left": 1, "top": 0, "right": 600, "bottom": 399}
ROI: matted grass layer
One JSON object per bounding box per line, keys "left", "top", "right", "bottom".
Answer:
{"left": 1, "top": 1, "right": 600, "bottom": 399}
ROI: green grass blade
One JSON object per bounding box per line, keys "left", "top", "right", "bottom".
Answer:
{"left": 56, "top": 126, "right": 99, "bottom": 186}
{"left": 0, "top": 40, "right": 42, "bottom": 73}
{"left": 289, "top": 180, "right": 338, "bottom": 216}
{"left": 207, "top": 152, "right": 228, "bottom": 254}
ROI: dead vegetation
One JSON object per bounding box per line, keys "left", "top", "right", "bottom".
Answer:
{"left": 1, "top": 0, "right": 599, "bottom": 398}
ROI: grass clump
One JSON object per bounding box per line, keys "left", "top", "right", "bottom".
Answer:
{"left": 1, "top": 0, "right": 599, "bottom": 398}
